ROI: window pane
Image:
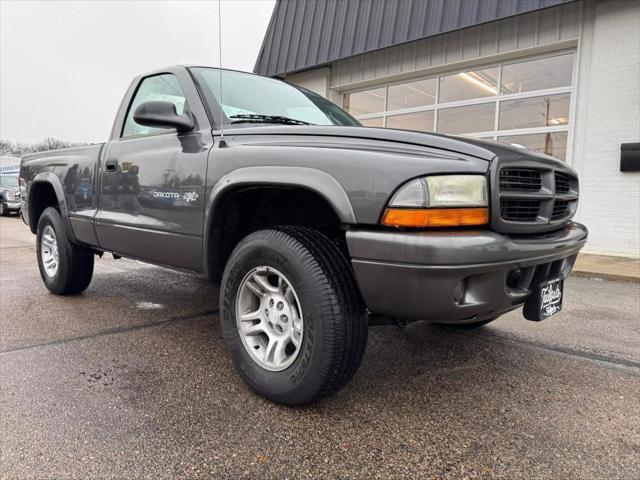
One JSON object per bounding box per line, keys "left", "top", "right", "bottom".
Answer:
{"left": 498, "top": 132, "right": 568, "bottom": 161}
{"left": 437, "top": 103, "right": 496, "bottom": 135}
{"left": 501, "top": 53, "right": 574, "bottom": 94}
{"left": 359, "top": 117, "right": 384, "bottom": 127}
{"left": 343, "top": 88, "right": 385, "bottom": 116}
{"left": 499, "top": 93, "right": 570, "bottom": 130}
{"left": 122, "top": 74, "right": 187, "bottom": 137}
{"left": 386, "top": 111, "right": 434, "bottom": 132}
{"left": 387, "top": 78, "right": 436, "bottom": 111}
{"left": 439, "top": 67, "right": 498, "bottom": 103}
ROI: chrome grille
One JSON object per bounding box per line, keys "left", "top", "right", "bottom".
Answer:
{"left": 491, "top": 159, "right": 579, "bottom": 234}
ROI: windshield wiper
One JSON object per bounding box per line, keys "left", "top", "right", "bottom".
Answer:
{"left": 229, "top": 114, "right": 313, "bottom": 126}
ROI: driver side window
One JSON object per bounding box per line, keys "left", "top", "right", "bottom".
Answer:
{"left": 122, "top": 74, "right": 187, "bottom": 138}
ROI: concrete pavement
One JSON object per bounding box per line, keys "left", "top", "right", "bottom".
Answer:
{"left": 1, "top": 216, "right": 639, "bottom": 479}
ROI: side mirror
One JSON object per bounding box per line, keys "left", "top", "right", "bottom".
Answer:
{"left": 133, "top": 101, "right": 194, "bottom": 133}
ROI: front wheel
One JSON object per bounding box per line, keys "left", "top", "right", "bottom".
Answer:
{"left": 36, "top": 207, "right": 94, "bottom": 295}
{"left": 0, "top": 202, "right": 8, "bottom": 216}
{"left": 220, "top": 227, "right": 368, "bottom": 406}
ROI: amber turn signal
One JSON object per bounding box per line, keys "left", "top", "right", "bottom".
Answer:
{"left": 382, "top": 207, "right": 489, "bottom": 227}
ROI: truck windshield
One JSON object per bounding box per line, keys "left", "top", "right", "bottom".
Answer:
{"left": 192, "top": 68, "right": 360, "bottom": 128}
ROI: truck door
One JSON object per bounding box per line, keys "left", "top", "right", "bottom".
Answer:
{"left": 95, "top": 72, "right": 211, "bottom": 271}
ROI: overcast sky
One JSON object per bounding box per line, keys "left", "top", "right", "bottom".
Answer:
{"left": 0, "top": 0, "right": 276, "bottom": 143}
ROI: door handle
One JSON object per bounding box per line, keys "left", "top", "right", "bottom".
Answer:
{"left": 105, "top": 158, "right": 118, "bottom": 172}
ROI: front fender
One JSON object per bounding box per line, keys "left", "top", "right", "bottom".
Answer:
{"left": 202, "top": 165, "right": 356, "bottom": 280}
{"left": 205, "top": 166, "right": 356, "bottom": 224}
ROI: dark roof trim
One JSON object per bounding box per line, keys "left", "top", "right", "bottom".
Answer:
{"left": 254, "top": 0, "right": 575, "bottom": 77}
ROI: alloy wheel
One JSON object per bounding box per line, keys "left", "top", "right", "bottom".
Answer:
{"left": 41, "top": 225, "right": 59, "bottom": 277}
{"left": 235, "top": 266, "right": 303, "bottom": 371}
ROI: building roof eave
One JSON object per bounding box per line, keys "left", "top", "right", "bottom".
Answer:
{"left": 254, "top": 0, "right": 577, "bottom": 78}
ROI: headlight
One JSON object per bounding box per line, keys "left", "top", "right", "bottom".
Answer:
{"left": 389, "top": 175, "right": 487, "bottom": 208}
{"left": 382, "top": 175, "right": 488, "bottom": 227}
{"left": 6, "top": 192, "right": 16, "bottom": 201}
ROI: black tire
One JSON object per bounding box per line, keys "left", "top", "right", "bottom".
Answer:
{"left": 0, "top": 201, "right": 7, "bottom": 216}
{"left": 36, "top": 207, "right": 94, "bottom": 295}
{"left": 437, "top": 317, "right": 498, "bottom": 329}
{"left": 220, "top": 227, "right": 368, "bottom": 406}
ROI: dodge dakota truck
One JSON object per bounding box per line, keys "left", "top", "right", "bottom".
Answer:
{"left": 20, "top": 66, "right": 587, "bottom": 405}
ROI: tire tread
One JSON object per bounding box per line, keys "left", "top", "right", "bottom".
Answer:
{"left": 37, "top": 207, "right": 93, "bottom": 295}
{"left": 221, "top": 226, "right": 367, "bottom": 405}
{"left": 275, "top": 227, "right": 367, "bottom": 394}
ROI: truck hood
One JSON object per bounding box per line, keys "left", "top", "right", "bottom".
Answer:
{"left": 224, "top": 125, "right": 558, "bottom": 163}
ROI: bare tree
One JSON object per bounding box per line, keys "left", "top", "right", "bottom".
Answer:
{"left": 0, "top": 138, "right": 88, "bottom": 156}
{"left": 0, "top": 140, "right": 15, "bottom": 156}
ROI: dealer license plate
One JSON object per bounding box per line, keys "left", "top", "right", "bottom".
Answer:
{"left": 523, "top": 277, "right": 563, "bottom": 321}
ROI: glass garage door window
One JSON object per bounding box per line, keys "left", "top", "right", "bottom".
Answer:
{"left": 343, "top": 52, "right": 575, "bottom": 161}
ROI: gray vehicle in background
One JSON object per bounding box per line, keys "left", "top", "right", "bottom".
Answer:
{"left": 20, "top": 66, "right": 587, "bottom": 405}
{"left": 0, "top": 175, "right": 20, "bottom": 216}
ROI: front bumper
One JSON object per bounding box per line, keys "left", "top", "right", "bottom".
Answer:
{"left": 346, "top": 222, "right": 588, "bottom": 323}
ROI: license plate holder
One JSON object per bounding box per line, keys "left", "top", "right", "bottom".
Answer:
{"left": 523, "top": 277, "right": 563, "bottom": 321}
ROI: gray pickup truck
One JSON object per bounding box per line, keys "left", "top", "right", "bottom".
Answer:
{"left": 20, "top": 66, "right": 587, "bottom": 405}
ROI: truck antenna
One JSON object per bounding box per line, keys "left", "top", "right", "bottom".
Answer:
{"left": 218, "top": 0, "right": 227, "bottom": 148}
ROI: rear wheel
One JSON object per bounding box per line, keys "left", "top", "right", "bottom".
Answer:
{"left": 36, "top": 207, "right": 94, "bottom": 295}
{"left": 220, "top": 227, "right": 368, "bottom": 406}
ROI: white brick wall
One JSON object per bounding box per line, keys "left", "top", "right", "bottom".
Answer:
{"left": 573, "top": 0, "right": 640, "bottom": 257}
